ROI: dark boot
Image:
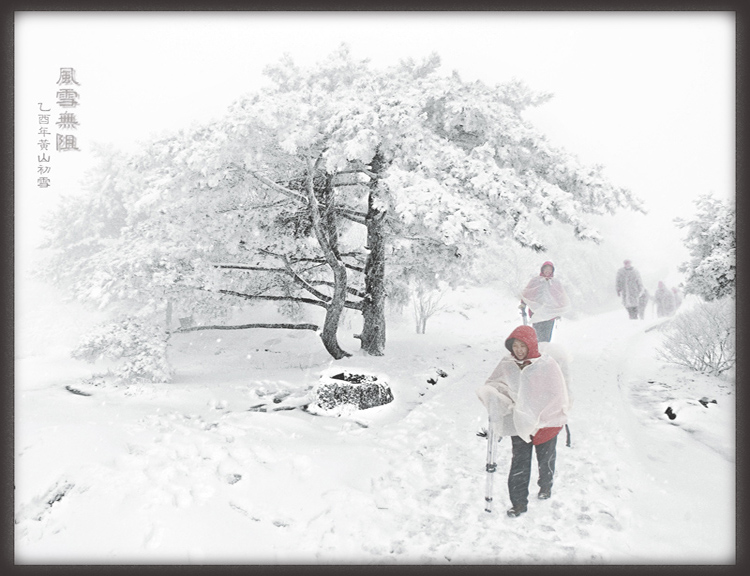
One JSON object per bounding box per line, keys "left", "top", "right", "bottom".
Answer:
{"left": 507, "top": 504, "right": 527, "bottom": 517}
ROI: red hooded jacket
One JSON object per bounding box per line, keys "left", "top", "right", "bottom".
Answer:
{"left": 504, "top": 325, "right": 541, "bottom": 360}
{"left": 504, "top": 325, "right": 562, "bottom": 445}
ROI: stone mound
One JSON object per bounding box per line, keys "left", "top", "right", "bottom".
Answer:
{"left": 314, "top": 371, "right": 394, "bottom": 411}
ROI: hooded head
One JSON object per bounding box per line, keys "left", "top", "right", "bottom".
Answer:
{"left": 540, "top": 261, "right": 555, "bottom": 278}
{"left": 504, "top": 325, "right": 541, "bottom": 361}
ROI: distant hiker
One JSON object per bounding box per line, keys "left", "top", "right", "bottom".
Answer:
{"left": 615, "top": 259, "right": 644, "bottom": 319}
{"left": 655, "top": 281, "right": 676, "bottom": 317}
{"left": 520, "top": 261, "right": 571, "bottom": 342}
{"left": 476, "top": 325, "right": 570, "bottom": 518}
{"left": 637, "top": 289, "right": 650, "bottom": 320}
{"left": 671, "top": 287, "right": 683, "bottom": 310}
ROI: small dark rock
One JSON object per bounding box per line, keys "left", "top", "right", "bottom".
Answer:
{"left": 330, "top": 372, "right": 377, "bottom": 385}
{"left": 65, "top": 385, "right": 92, "bottom": 397}
{"left": 665, "top": 406, "right": 677, "bottom": 420}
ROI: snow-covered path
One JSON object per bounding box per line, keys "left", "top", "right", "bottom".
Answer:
{"left": 14, "top": 294, "right": 735, "bottom": 564}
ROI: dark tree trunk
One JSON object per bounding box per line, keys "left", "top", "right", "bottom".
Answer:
{"left": 360, "top": 151, "right": 388, "bottom": 356}
{"left": 305, "top": 159, "right": 351, "bottom": 360}
{"left": 320, "top": 261, "right": 351, "bottom": 359}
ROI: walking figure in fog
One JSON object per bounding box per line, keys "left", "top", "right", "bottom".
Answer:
{"left": 476, "top": 325, "right": 570, "bottom": 518}
{"left": 655, "top": 281, "right": 676, "bottom": 317}
{"left": 520, "top": 261, "right": 571, "bottom": 342}
{"left": 615, "top": 259, "right": 644, "bottom": 320}
{"left": 637, "top": 289, "right": 650, "bottom": 320}
{"left": 671, "top": 287, "right": 683, "bottom": 311}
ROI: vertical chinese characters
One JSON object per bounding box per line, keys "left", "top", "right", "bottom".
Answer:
{"left": 55, "top": 67, "right": 81, "bottom": 153}
{"left": 38, "top": 67, "right": 82, "bottom": 188}
{"left": 36, "top": 103, "right": 52, "bottom": 188}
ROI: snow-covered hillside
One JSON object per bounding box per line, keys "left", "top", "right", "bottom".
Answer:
{"left": 14, "top": 279, "right": 735, "bottom": 564}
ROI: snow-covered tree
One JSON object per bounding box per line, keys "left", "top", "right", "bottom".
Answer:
{"left": 675, "top": 194, "right": 735, "bottom": 301}
{"left": 234, "top": 47, "right": 643, "bottom": 350}
{"left": 41, "top": 46, "right": 644, "bottom": 378}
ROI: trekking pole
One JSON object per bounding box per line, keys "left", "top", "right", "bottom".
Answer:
{"left": 484, "top": 420, "right": 499, "bottom": 513}
{"left": 565, "top": 423, "right": 571, "bottom": 447}
{"left": 519, "top": 302, "right": 528, "bottom": 326}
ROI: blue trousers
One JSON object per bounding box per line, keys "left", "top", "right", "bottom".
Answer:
{"left": 508, "top": 435, "right": 557, "bottom": 508}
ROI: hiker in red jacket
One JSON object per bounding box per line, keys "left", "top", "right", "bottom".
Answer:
{"left": 476, "top": 325, "right": 570, "bottom": 518}
{"left": 520, "top": 261, "right": 571, "bottom": 342}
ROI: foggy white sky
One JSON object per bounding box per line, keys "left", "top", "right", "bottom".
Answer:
{"left": 14, "top": 11, "right": 735, "bottom": 286}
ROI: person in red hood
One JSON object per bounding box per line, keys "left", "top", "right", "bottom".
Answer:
{"left": 520, "top": 261, "right": 571, "bottom": 342}
{"left": 476, "top": 325, "right": 570, "bottom": 517}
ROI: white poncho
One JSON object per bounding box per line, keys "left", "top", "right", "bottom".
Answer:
{"left": 476, "top": 354, "right": 570, "bottom": 441}
{"left": 521, "top": 275, "right": 572, "bottom": 323}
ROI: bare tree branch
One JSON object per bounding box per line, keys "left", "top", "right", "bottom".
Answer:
{"left": 217, "top": 289, "right": 327, "bottom": 308}
{"left": 311, "top": 280, "right": 366, "bottom": 299}
{"left": 175, "top": 322, "right": 319, "bottom": 333}
{"left": 246, "top": 169, "right": 308, "bottom": 204}
{"left": 343, "top": 262, "right": 365, "bottom": 273}
{"left": 213, "top": 264, "right": 284, "bottom": 273}
{"left": 256, "top": 248, "right": 335, "bottom": 302}
{"left": 337, "top": 207, "right": 367, "bottom": 225}
{"left": 349, "top": 160, "right": 378, "bottom": 180}
{"left": 215, "top": 288, "right": 363, "bottom": 311}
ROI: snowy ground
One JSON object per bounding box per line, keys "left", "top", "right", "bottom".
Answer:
{"left": 14, "top": 279, "right": 735, "bottom": 565}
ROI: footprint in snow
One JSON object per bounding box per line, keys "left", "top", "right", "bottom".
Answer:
{"left": 596, "top": 509, "right": 623, "bottom": 531}
{"left": 144, "top": 523, "right": 164, "bottom": 550}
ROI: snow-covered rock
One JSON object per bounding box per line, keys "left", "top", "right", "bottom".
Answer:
{"left": 313, "top": 371, "right": 394, "bottom": 411}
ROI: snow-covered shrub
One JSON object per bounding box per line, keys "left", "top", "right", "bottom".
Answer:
{"left": 657, "top": 298, "right": 735, "bottom": 376}
{"left": 72, "top": 317, "right": 173, "bottom": 383}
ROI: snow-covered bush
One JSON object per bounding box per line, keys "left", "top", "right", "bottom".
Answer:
{"left": 657, "top": 298, "right": 735, "bottom": 376}
{"left": 72, "top": 317, "right": 174, "bottom": 383}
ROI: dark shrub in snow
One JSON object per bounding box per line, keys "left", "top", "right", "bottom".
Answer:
{"left": 314, "top": 372, "right": 394, "bottom": 411}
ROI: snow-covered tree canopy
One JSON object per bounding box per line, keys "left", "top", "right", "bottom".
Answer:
{"left": 249, "top": 47, "right": 643, "bottom": 284}
{"left": 40, "top": 45, "right": 643, "bottom": 364}
{"left": 675, "top": 193, "right": 735, "bottom": 301}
